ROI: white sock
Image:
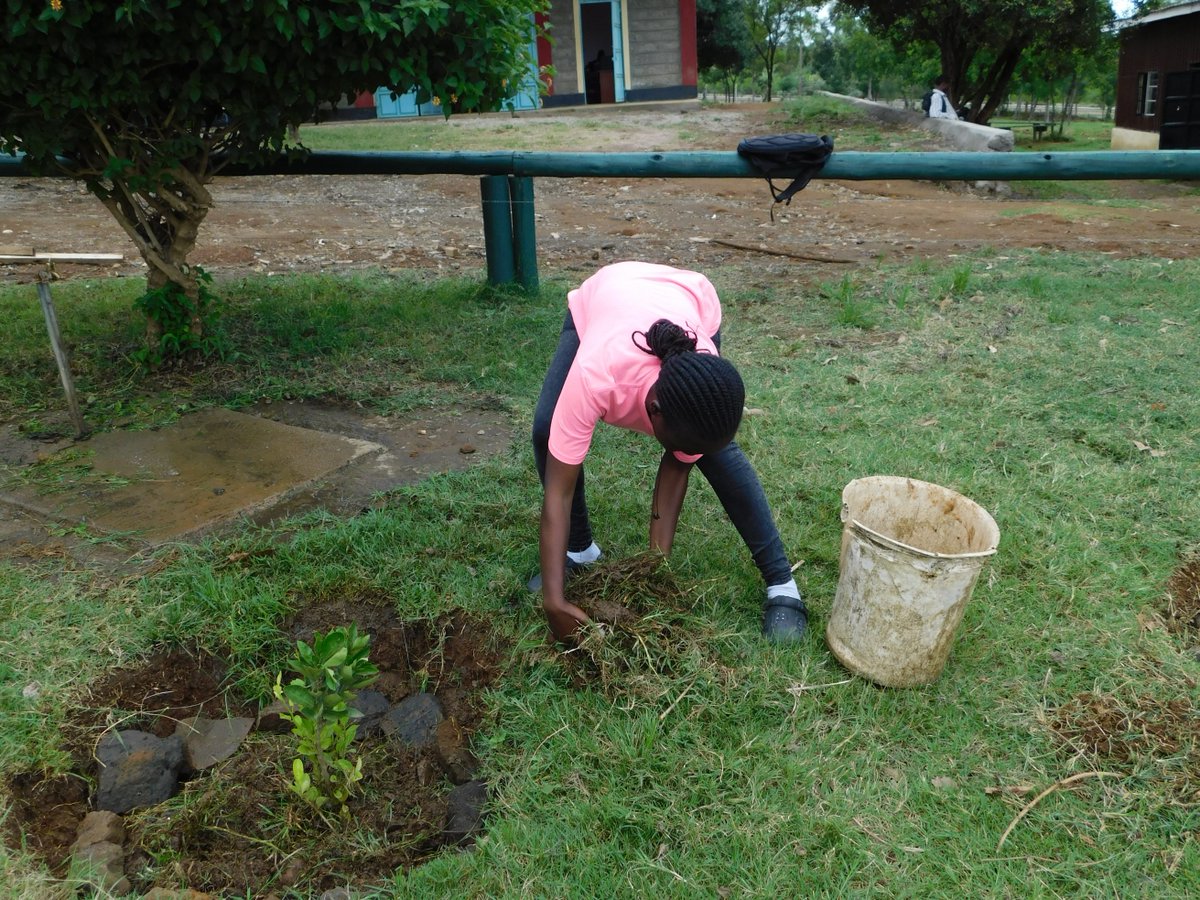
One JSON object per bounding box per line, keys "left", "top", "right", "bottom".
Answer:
{"left": 567, "top": 542, "right": 602, "bottom": 564}
{"left": 766, "top": 578, "right": 801, "bottom": 602}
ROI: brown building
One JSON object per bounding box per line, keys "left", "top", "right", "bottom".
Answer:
{"left": 1113, "top": 1, "right": 1200, "bottom": 149}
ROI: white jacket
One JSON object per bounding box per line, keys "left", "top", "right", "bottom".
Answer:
{"left": 929, "top": 88, "right": 957, "bottom": 119}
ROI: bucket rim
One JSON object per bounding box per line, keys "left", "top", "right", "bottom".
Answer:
{"left": 842, "top": 475, "right": 1000, "bottom": 559}
{"left": 848, "top": 517, "right": 999, "bottom": 560}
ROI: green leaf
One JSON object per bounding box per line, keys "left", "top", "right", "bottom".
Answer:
{"left": 326, "top": 646, "right": 349, "bottom": 669}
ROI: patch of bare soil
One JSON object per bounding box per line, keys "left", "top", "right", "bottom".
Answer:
{"left": 4, "top": 105, "right": 1199, "bottom": 294}
{"left": 3, "top": 605, "right": 509, "bottom": 897}
{"left": 1050, "top": 688, "right": 1200, "bottom": 804}
{"left": 1164, "top": 555, "right": 1200, "bottom": 637}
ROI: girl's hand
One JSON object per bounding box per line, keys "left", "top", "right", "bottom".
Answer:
{"left": 543, "top": 596, "right": 590, "bottom": 643}
{"left": 540, "top": 453, "right": 585, "bottom": 642}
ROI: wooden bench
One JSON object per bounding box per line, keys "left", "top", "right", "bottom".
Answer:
{"left": 992, "top": 121, "right": 1051, "bottom": 141}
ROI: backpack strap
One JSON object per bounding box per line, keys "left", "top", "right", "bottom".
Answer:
{"left": 768, "top": 169, "right": 818, "bottom": 207}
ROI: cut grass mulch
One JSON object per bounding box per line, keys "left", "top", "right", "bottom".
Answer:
{"left": 558, "top": 553, "right": 719, "bottom": 697}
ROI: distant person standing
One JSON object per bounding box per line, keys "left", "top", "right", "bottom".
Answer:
{"left": 926, "top": 76, "right": 957, "bottom": 120}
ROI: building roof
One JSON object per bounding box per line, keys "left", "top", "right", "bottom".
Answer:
{"left": 1120, "top": 1, "right": 1200, "bottom": 29}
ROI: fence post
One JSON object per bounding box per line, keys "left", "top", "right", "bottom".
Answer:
{"left": 480, "top": 175, "right": 515, "bottom": 285}
{"left": 509, "top": 175, "right": 538, "bottom": 292}
{"left": 35, "top": 270, "right": 86, "bottom": 438}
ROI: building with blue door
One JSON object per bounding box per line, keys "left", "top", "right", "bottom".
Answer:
{"left": 370, "top": 0, "right": 697, "bottom": 118}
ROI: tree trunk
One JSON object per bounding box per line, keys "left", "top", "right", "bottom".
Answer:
{"left": 88, "top": 171, "right": 213, "bottom": 357}
{"left": 973, "top": 40, "right": 1027, "bottom": 124}
{"left": 1057, "top": 71, "right": 1080, "bottom": 139}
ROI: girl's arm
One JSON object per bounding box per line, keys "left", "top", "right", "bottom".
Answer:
{"left": 540, "top": 453, "right": 591, "bottom": 641}
{"left": 649, "top": 451, "right": 692, "bottom": 556}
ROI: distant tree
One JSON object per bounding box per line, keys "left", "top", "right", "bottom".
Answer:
{"left": 809, "top": 10, "right": 930, "bottom": 102}
{"left": 1012, "top": 22, "right": 1118, "bottom": 133}
{"left": 698, "top": 0, "right": 753, "bottom": 100}
{"left": 1084, "top": 35, "right": 1119, "bottom": 120}
{"left": 745, "top": 0, "right": 819, "bottom": 102}
{"left": 699, "top": 0, "right": 752, "bottom": 72}
{"left": 838, "top": 0, "right": 1112, "bottom": 123}
{"left": 0, "top": 0, "right": 543, "bottom": 359}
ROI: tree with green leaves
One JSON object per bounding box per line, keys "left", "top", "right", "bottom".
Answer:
{"left": 1010, "top": 22, "right": 1118, "bottom": 136}
{"left": 698, "top": 0, "right": 753, "bottom": 100}
{"left": 838, "top": 0, "right": 1112, "bottom": 123}
{"left": 745, "top": 0, "right": 819, "bottom": 103}
{"left": 0, "top": 0, "right": 543, "bottom": 359}
{"left": 809, "top": 8, "right": 931, "bottom": 103}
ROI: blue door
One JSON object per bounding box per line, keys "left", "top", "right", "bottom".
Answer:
{"left": 505, "top": 17, "right": 542, "bottom": 111}
{"left": 608, "top": 0, "right": 625, "bottom": 102}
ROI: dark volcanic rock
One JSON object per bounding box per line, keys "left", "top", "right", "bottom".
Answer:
{"left": 94, "top": 730, "right": 184, "bottom": 814}
{"left": 380, "top": 693, "right": 444, "bottom": 748}
{"left": 444, "top": 779, "right": 487, "bottom": 844}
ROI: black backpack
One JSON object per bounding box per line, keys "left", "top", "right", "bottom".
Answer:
{"left": 735, "top": 133, "right": 834, "bottom": 213}
{"left": 921, "top": 90, "right": 933, "bottom": 115}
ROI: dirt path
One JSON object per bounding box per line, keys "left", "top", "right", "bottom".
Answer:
{"left": 3, "top": 104, "right": 1198, "bottom": 289}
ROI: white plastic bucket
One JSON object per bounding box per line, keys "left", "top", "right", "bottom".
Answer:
{"left": 826, "top": 476, "right": 1000, "bottom": 688}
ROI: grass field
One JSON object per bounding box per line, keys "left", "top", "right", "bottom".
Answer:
{"left": 1, "top": 246, "right": 1198, "bottom": 896}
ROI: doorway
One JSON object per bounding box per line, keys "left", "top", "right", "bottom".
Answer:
{"left": 1160, "top": 69, "right": 1200, "bottom": 150}
{"left": 580, "top": 0, "right": 624, "bottom": 104}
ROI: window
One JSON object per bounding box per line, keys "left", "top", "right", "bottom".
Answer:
{"left": 1136, "top": 71, "right": 1159, "bottom": 116}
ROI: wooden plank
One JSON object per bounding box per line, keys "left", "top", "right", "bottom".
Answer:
{"left": 0, "top": 252, "right": 123, "bottom": 263}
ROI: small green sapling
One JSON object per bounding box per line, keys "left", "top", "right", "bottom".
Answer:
{"left": 274, "top": 624, "right": 379, "bottom": 819}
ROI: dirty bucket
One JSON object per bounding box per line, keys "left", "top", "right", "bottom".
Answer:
{"left": 826, "top": 476, "right": 1000, "bottom": 688}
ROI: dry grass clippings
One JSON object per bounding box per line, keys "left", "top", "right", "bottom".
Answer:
{"left": 560, "top": 553, "right": 696, "bottom": 693}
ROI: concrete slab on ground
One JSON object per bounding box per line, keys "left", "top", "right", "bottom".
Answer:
{"left": 0, "top": 408, "right": 384, "bottom": 543}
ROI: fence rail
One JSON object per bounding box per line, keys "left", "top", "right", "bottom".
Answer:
{"left": 4, "top": 149, "right": 1200, "bottom": 181}
{"left": 4, "top": 149, "right": 1199, "bottom": 288}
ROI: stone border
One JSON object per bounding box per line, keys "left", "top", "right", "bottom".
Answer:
{"left": 822, "top": 91, "right": 1014, "bottom": 153}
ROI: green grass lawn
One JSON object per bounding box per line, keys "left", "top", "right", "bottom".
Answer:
{"left": 1, "top": 250, "right": 1198, "bottom": 896}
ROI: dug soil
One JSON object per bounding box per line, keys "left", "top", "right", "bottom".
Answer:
{"left": 3, "top": 604, "right": 509, "bottom": 896}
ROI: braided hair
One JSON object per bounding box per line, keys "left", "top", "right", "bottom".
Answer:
{"left": 634, "top": 319, "right": 744, "bottom": 451}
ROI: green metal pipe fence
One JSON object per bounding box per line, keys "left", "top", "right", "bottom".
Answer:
{"left": 5, "top": 149, "right": 1199, "bottom": 288}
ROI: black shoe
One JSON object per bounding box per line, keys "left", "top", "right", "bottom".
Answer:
{"left": 762, "top": 596, "right": 808, "bottom": 643}
{"left": 526, "top": 556, "right": 595, "bottom": 592}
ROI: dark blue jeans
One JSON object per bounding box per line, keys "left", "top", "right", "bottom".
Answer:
{"left": 532, "top": 313, "right": 793, "bottom": 587}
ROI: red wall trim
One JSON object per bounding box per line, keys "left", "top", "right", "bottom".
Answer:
{"left": 536, "top": 12, "right": 554, "bottom": 94}
{"left": 679, "top": 0, "right": 698, "bottom": 86}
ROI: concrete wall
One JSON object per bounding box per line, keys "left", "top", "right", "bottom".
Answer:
{"left": 547, "top": 0, "right": 580, "bottom": 98}
{"left": 628, "top": 1, "right": 681, "bottom": 88}
{"left": 1111, "top": 125, "right": 1160, "bottom": 150}
{"left": 823, "top": 93, "right": 1015, "bottom": 153}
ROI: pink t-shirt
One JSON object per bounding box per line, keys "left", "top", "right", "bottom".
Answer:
{"left": 548, "top": 262, "right": 722, "bottom": 466}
